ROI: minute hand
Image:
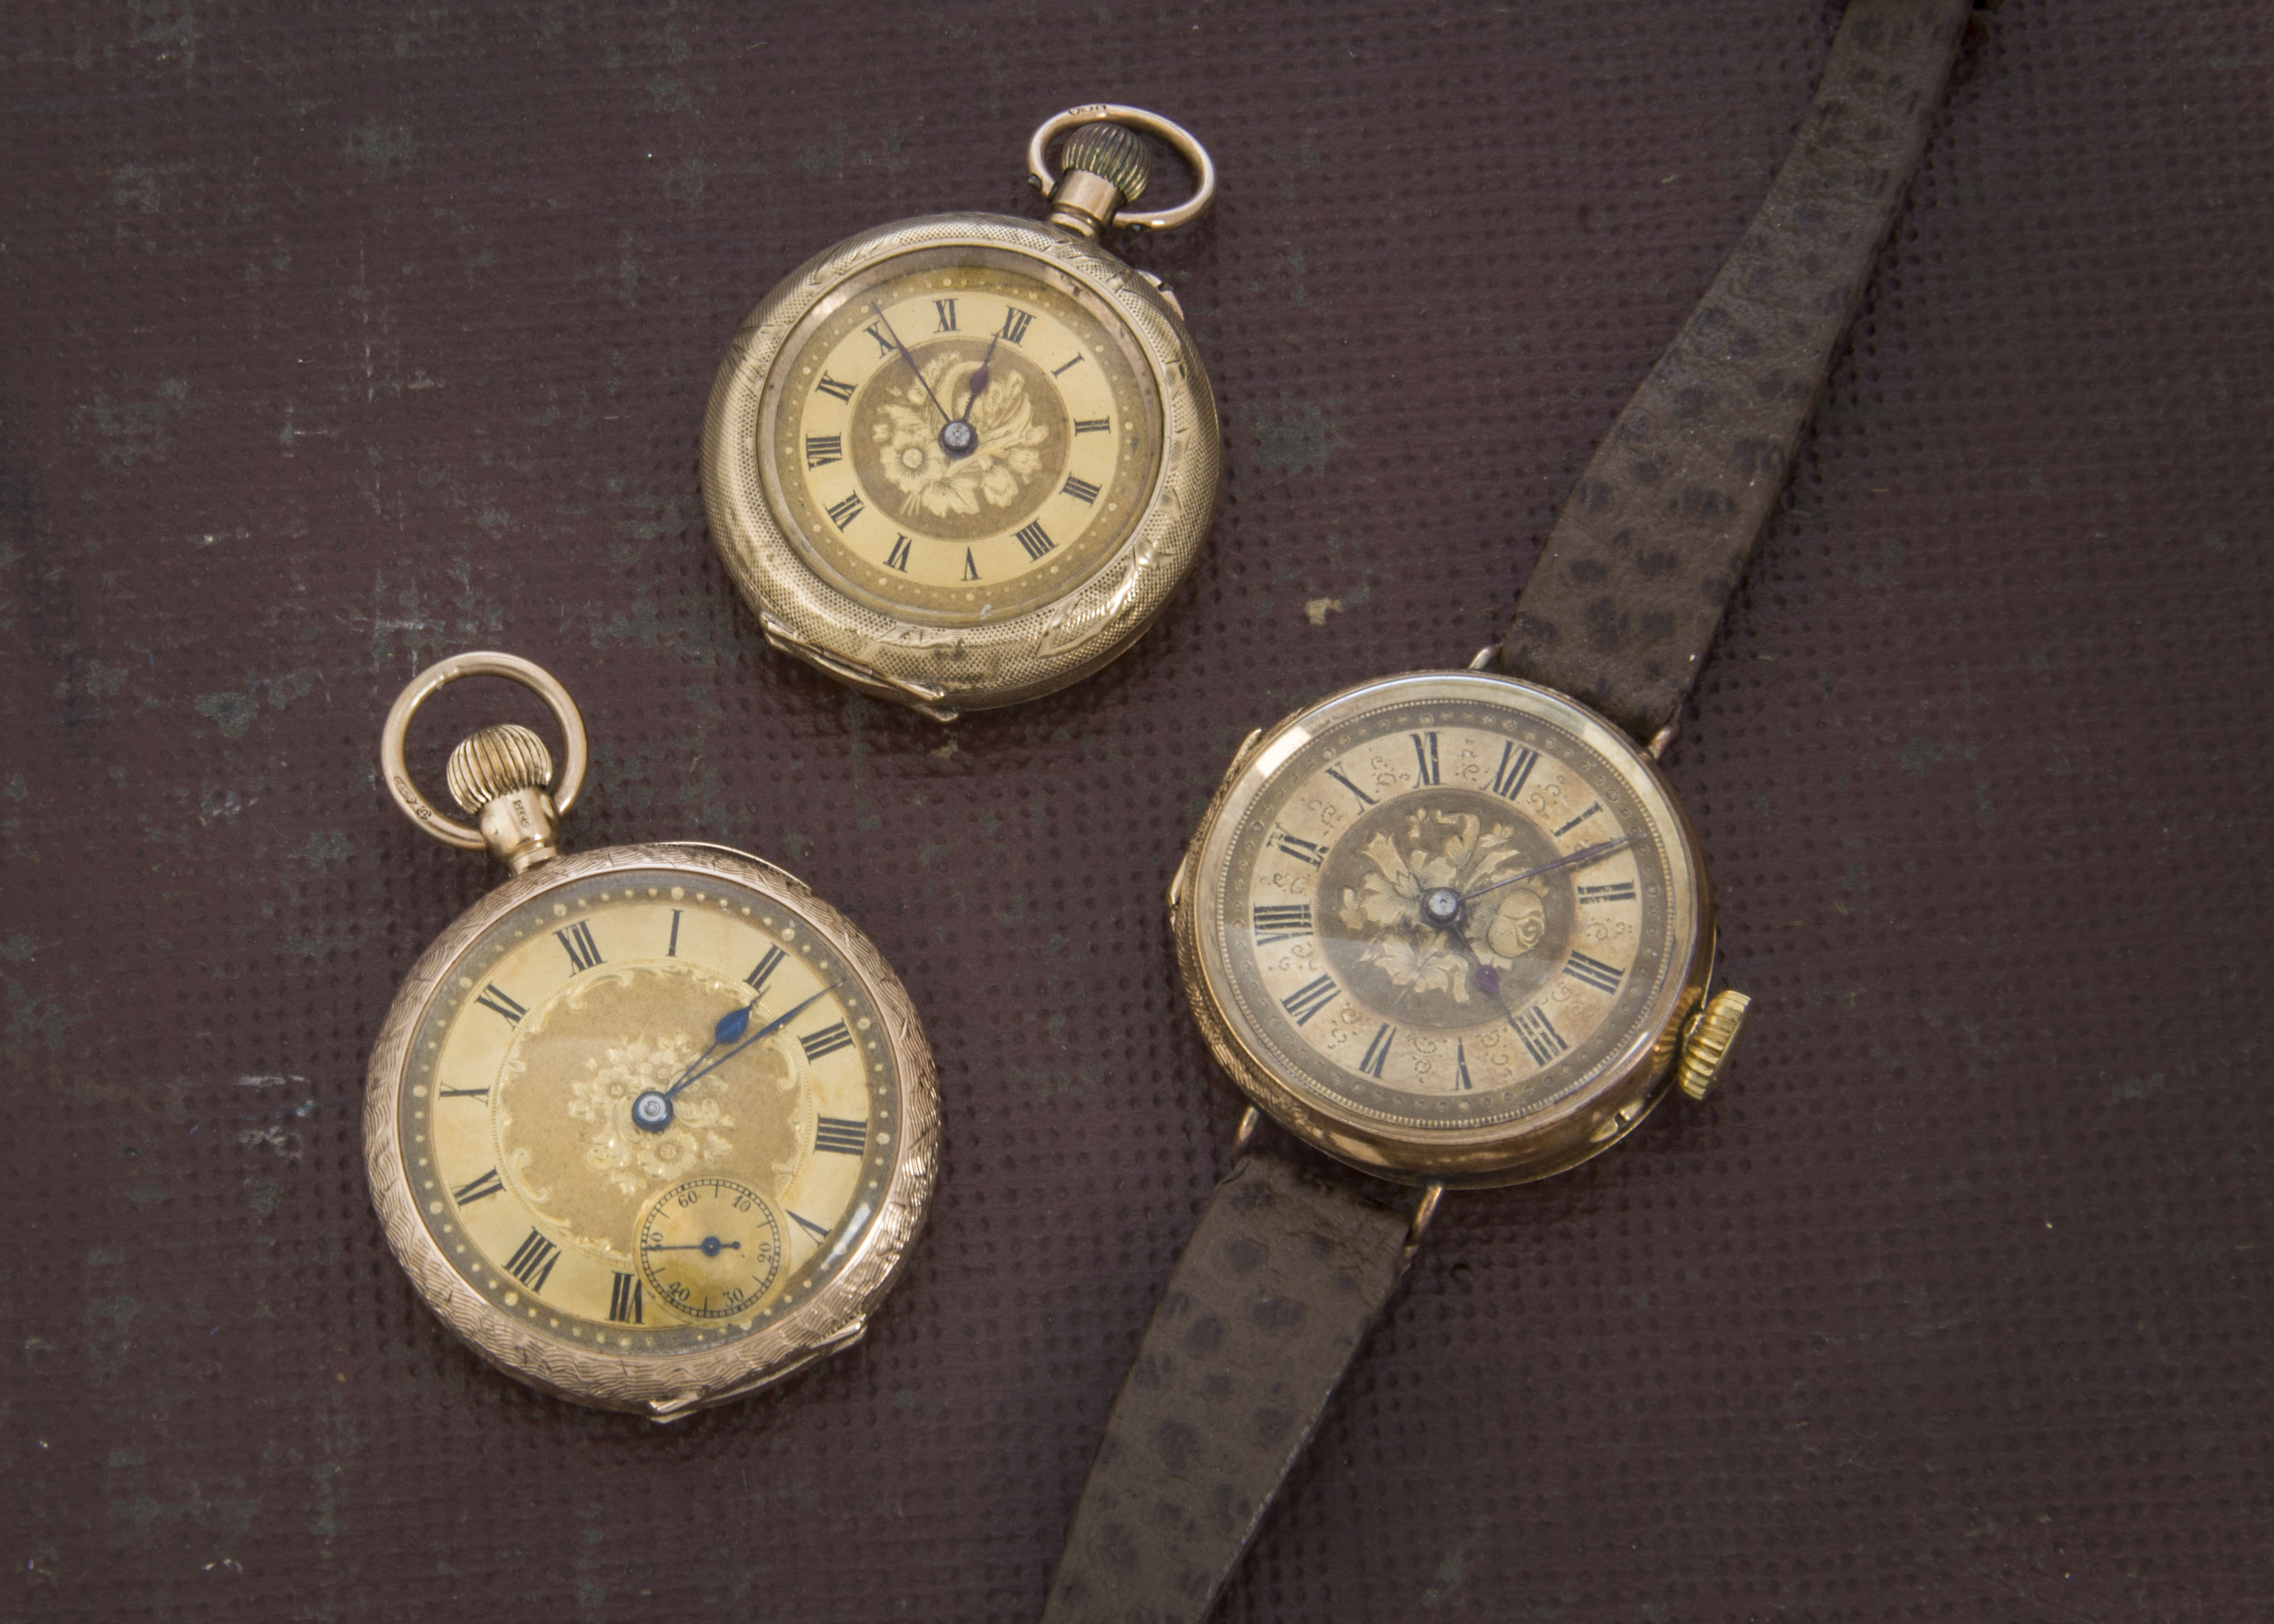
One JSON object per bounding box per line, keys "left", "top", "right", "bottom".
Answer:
{"left": 664, "top": 984, "right": 840, "bottom": 1101}
{"left": 869, "top": 301, "right": 954, "bottom": 426}
{"left": 1461, "top": 836, "right": 1639, "bottom": 903}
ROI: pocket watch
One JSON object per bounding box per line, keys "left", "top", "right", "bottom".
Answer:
{"left": 1043, "top": 3, "right": 1972, "bottom": 1617}
{"left": 363, "top": 651, "right": 938, "bottom": 1418}
{"left": 700, "top": 105, "right": 1221, "bottom": 721}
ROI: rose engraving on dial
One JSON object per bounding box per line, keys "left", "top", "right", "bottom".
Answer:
{"left": 402, "top": 872, "right": 895, "bottom": 1354}
{"left": 766, "top": 251, "right": 1161, "bottom": 622}
{"left": 1318, "top": 798, "right": 1572, "bottom": 1026}
{"left": 865, "top": 340, "right": 1059, "bottom": 527}
{"left": 1207, "top": 691, "right": 1689, "bottom": 1132}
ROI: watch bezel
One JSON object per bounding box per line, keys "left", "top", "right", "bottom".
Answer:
{"left": 363, "top": 842, "right": 940, "bottom": 1417}
{"left": 701, "top": 213, "right": 1221, "bottom": 718}
{"left": 1173, "top": 671, "right": 1714, "bottom": 1189}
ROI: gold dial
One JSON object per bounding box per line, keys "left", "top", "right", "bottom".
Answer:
{"left": 765, "top": 251, "right": 1159, "bottom": 622}
{"left": 702, "top": 215, "right": 1219, "bottom": 718}
{"left": 391, "top": 859, "right": 908, "bottom": 1366}
{"left": 1178, "top": 673, "right": 1713, "bottom": 1185}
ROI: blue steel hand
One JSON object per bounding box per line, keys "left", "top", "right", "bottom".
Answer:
{"left": 1461, "top": 836, "right": 1638, "bottom": 903}
{"left": 652, "top": 1000, "right": 753, "bottom": 1102}
{"left": 869, "top": 301, "right": 954, "bottom": 425}
{"left": 958, "top": 333, "right": 999, "bottom": 419}
{"left": 1423, "top": 904, "right": 1524, "bottom": 1018}
{"left": 664, "top": 983, "right": 840, "bottom": 1101}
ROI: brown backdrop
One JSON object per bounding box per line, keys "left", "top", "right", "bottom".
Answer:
{"left": 5, "top": 2, "right": 2268, "bottom": 1618}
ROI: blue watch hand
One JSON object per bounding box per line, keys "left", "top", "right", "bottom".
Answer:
{"left": 649, "top": 999, "right": 751, "bottom": 1102}
{"left": 870, "top": 301, "right": 954, "bottom": 425}
{"left": 1460, "top": 836, "right": 1637, "bottom": 903}
{"left": 631, "top": 982, "right": 842, "bottom": 1134}
{"left": 958, "top": 333, "right": 999, "bottom": 419}
{"left": 663, "top": 983, "right": 840, "bottom": 1101}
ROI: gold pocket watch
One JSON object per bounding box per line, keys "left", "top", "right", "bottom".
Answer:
{"left": 701, "top": 105, "right": 1221, "bottom": 720}
{"left": 363, "top": 652, "right": 938, "bottom": 1417}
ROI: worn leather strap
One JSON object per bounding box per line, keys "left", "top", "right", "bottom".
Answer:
{"left": 1046, "top": 8, "right": 1972, "bottom": 1620}
{"left": 1041, "top": 1152, "right": 1413, "bottom": 1624}
{"left": 1497, "top": 0, "right": 1971, "bottom": 743}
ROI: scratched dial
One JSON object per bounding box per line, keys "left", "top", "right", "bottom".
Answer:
{"left": 397, "top": 869, "right": 900, "bottom": 1357}
{"left": 1193, "top": 674, "right": 1706, "bottom": 1134}
{"left": 761, "top": 248, "right": 1163, "bottom": 621}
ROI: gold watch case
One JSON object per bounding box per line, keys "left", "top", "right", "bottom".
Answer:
{"left": 364, "top": 656, "right": 939, "bottom": 1418}
{"left": 1169, "top": 670, "right": 1716, "bottom": 1189}
{"left": 699, "top": 111, "right": 1221, "bottom": 721}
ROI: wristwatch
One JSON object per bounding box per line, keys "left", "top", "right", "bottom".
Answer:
{"left": 1041, "top": 2, "right": 1973, "bottom": 1617}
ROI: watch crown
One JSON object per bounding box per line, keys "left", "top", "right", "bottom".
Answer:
{"left": 1677, "top": 989, "right": 1751, "bottom": 1102}
{"left": 446, "top": 723, "right": 553, "bottom": 814}
{"left": 1059, "top": 121, "right": 1151, "bottom": 204}
{"left": 1047, "top": 122, "right": 1152, "bottom": 238}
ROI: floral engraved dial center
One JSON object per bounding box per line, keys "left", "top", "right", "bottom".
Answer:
{"left": 495, "top": 961, "right": 814, "bottom": 1258}
{"left": 1321, "top": 798, "right": 1565, "bottom": 1031}
{"left": 865, "top": 344, "right": 1056, "bottom": 529}
{"left": 765, "top": 251, "right": 1163, "bottom": 623}
{"left": 1201, "top": 684, "right": 1703, "bottom": 1135}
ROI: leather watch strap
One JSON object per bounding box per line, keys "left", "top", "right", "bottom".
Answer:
{"left": 1047, "top": 9, "right": 1972, "bottom": 1620}
{"left": 1497, "top": 0, "right": 1971, "bottom": 743}
{"left": 1041, "top": 1152, "right": 1413, "bottom": 1624}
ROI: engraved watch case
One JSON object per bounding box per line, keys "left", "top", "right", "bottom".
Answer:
{"left": 364, "top": 655, "right": 940, "bottom": 1418}
{"left": 699, "top": 107, "right": 1222, "bottom": 720}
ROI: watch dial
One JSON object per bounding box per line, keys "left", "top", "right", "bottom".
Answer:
{"left": 764, "top": 247, "right": 1163, "bottom": 623}
{"left": 398, "top": 868, "right": 903, "bottom": 1357}
{"left": 1200, "top": 679, "right": 1702, "bottom": 1135}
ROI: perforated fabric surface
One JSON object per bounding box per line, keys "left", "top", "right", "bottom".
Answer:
{"left": 3, "top": 3, "right": 2268, "bottom": 1619}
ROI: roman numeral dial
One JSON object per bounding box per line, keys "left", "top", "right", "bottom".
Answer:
{"left": 768, "top": 260, "right": 1160, "bottom": 619}
{"left": 408, "top": 872, "right": 907, "bottom": 1347}
{"left": 1208, "top": 689, "right": 1683, "bottom": 1119}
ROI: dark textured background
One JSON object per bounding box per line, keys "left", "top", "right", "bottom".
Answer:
{"left": 5, "top": 2, "right": 2268, "bottom": 1618}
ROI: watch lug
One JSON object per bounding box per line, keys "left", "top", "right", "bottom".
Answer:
{"left": 1166, "top": 847, "right": 1193, "bottom": 921}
